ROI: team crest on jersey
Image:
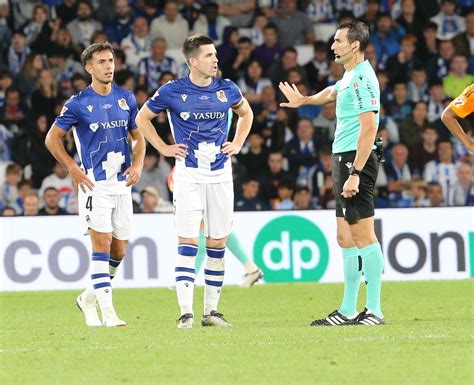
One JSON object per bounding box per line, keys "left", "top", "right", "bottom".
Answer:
{"left": 453, "top": 96, "right": 465, "bottom": 107}
{"left": 87, "top": 105, "right": 93, "bottom": 112}
{"left": 181, "top": 94, "right": 188, "bottom": 101}
{"left": 180, "top": 111, "right": 190, "bottom": 121}
{"left": 216, "top": 90, "right": 227, "bottom": 103}
{"left": 89, "top": 122, "right": 99, "bottom": 132}
{"left": 118, "top": 98, "right": 129, "bottom": 111}
{"left": 60, "top": 106, "right": 68, "bottom": 116}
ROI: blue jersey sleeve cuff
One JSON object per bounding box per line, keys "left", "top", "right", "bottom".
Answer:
{"left": 54, "top": 121, "right": 71, "bottom": 132}
{"left": 146, "top": 101, "right": 161, "bottom": 114}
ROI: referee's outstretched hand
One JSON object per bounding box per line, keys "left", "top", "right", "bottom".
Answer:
{"left": 278, "top": 82, "right": 305, "bottom": 108}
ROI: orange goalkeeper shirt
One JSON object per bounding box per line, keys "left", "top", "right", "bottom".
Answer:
{"left": 449, "top": 83, "right": 474, "bottom": 118}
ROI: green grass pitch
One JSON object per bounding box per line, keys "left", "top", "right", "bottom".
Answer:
{"left": 1, "top": 280, "right": 473, "bottom": 385}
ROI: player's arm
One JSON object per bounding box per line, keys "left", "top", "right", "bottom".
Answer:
{"left": 279, "top": 82, "right": 337, "bottom": 108}
{"left": 123, "top": 128, "right": 146, "bottom": 187}
{"left": 135, "top": 104, "right": 188, "bottom": 158}
{"left": 342, "top": 111, "right": 377, "bottom": 198}
{"left": 222, "top": 97, "right": 253, "bottom": 156}
{"left": 45, "top": 124, "right": 94, "bottom": 192}
{"left": 441, "top": 105, "right": 474, "bottom": 153}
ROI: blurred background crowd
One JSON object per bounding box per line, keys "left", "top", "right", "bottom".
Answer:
{"left": 0, "top": 0, "right": 472, "bottom": 216}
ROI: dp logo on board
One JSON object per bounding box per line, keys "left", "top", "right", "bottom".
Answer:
{"left": 253, "top": 216, "right": 329, "bottom": 282}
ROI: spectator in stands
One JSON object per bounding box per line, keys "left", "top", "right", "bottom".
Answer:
{"left": 217, "top": 26, "right": 238, "bottom": 78}
{"left": 121, "top": 16, "right": 152, "bottom": 74}
{"left": 308, "top": 146, "right": 332, "bottom": 197}
{"left": 452, "top": 11, "right": 474, "bottom": 61}
{"left": 0, "top": 72, "right": 13, "bottom": 108}
{"left": 305, "top": 0, "right": 336, "bottom": 24}
{"left": 406, "top": 178, "right": 429, "bottom": 207}
{"left": 387, "top": 34, "right": 419, "bottom": 85}
{"left": 304, "top": 41, "right": 330, "bottom": 93}
{"left": 293, "top": 185, "right": 315, "bottom": 210}
{"left": 379, "top": 105, "right": 400, "bottom": 143}
{"left": 416, "top": 21, "right": 439, "bottom": 63}
{"left": 424, "top": 139, "right": 458, "bottom": 204}
{"left": 395, "top": 0, "right": 425, "bottom": 41}
{"left": 39, "top": 161, "right": 73, "bottom": 198}
{"left": 215, "top": 0, "right": 255, "bottom": 28}
{"left": 384, "top": 143, "right": 412, "bottom": 205}
{"left": 1, "top": 206, "right": 16, "bottom": 216}
{"left": 39, "top": 187, "right": 68, "bottom": 215}
{"left": 8, "top": 31, "right": 30, "bottom": 76}
{"left": 138, "top": 38, "right": 178, "bottom": 93}
{"left": 201, "top": 2, "right": 231, "bottom": 44}
{"left": 22, "top": 192, "right": 40, "bottom": 216}
{"left": 238, "top": 58, "right": 273, "bottom": 108}
{"left": 179, "top": 0, "right": 203, "bottom": 33}
{"left": 359, "top": 0, "right": 380, "bottom": 33}
{"left": 312, "top": 103, "right": 336, "bottom": 149}
{"left": 427, "top": 39, "right": 455, "bottom": 80}
{"left": 271, "top": 0, "right": 315, "bottom": 48}
{"left": 140, "top": 186, "right": 173, "bottom": 213}
{"left": 0, "top": 1, "right": 11, "bottom": 59}
{"left": 409, "top": 126, "right": 439, "bottom": 177}
{"left": 50, "top": 27, "right": 81, "bottom": 62}
{"left": 253, "top": 24, "right": 284, "bottom": 75}
{"left": 16, "top": 53, "right": 45, "bottom": 100}
{"left": 0, "top": 163, "right": 21, "bottom": 209}
{"left": 134, "top": 85, "right": 149, "bottom": 110}
{"left": 31, "top": 68, "right": 64, "bottom": 123}
{"left": 238, "top": 133, "right": 269, "bottom": 178}
{"left": 268, "top": 47, "right": 307, "bottom": 87}
{"left": 105, "top": 0, "right": 135, "bottom": 45}
{"left": 399, "top": 101, "right": 430, "bottom": 147}
{"left": 407, "top": 66, "right": 429, "bottom": 103}
{"left": 275, "top": 179, "right": 295, "bottom": 210}
{"left": 294, "top": 82, "right": 320, "bottom": 121}
{"left": 365, "top": 42, "right": 382, "bottom": 72}
{"left": 67, "top": 0, "right": 102, "bottom": 49}
{"left": 235, "top": 177, "right": 269, "bottom": 211}
{"left": 386, "top": 82, "right": 412, "bottom": 123}
{"left": 258, "top": 151, "right": 293, "bottom": 204}
{"left": 248, "top": 11, "right": 268, "bottom": 46}
{"left": 370, "top": 12, "right": 403, "bottom": 69}
{"left": 284, "top": 117, "right": 318, "bottom": 185}
{"left": 135, "top": 147, "right": 172, "bottom": 203}
{"left": 450, "top": 161, "right": 473, "bottom": 206}
{"left": 150, "top": 0, "right": 188, "bottom": 49}
{"left": 0, "top": 87, "right": 28, "bottom": 134}
{"left": 333, "top": 0, "right": 366, "bottom": 19}
{"left": 426, "top": 78, "right": 446, "bottom": 123}
{"left": 424, "top": 182, "right": 445, "bottom": 207}
{"left": 23, "top": 4, "right": 49, "bottom": 46}
{"left": 47, "top": 46, "right": 83, "bottom": 97}
{"left": 430, "top": 0, "right": 466, "bottom": 40}
{"left": 318, "top": 174, "right": 336, "bottom": 209}
{"left": 442, "top": 55, "right": 474, "bottom": 98}
{"left": 71, "top": 72, "right": 88, "bottom": 93}
{"left": 229, "top": 36, "right": 255, "bottom": 82}
{"left": 55, "top": 0, "right": 78, "bottom": 26}
{"left": 325, "top": 60, "right": 344, "bottom": 86}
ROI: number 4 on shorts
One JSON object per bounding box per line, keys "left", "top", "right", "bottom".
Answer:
{"left": 86, "top": 196, "right": 93, "bottom": 211}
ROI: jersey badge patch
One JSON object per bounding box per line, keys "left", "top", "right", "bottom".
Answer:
{"left": 216, "top": 90, "right": 227, "bottom": 103}
{"left": 118, "top": 98, "right": 130, "bottom": 111}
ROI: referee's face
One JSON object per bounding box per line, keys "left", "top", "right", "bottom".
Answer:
{"left": 331, "top": 28, "right": 354, "bottom": 65}
{"left": 192, "top": 44, "right": 219, "bottom": 78}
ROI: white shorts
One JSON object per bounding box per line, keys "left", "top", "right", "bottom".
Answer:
{"left": 173, "top": 180, "right": 234, "bottom": 239}
{"left": 78, "top": 190, "right": 132, "bottom": 240}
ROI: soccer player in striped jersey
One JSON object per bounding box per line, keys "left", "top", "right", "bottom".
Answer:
{"left": 45, "top": 42, "right": 145, "bottom": 327}
{"left": 136, "top": 35, "right": 253, "bottom": 328}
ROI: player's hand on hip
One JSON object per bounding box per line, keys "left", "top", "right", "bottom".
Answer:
{"left": 123, "top": 164, "right": 142, "bottom": 187}
{"left": 69, "top": 164, "right": 94, "bottom": 192}
{"left": 161, "top": 143, "right": 188, "bottom": 159}
{"left": 278, "top": 82, "right": 305, "bottom": 108}
{"left": 342, "top": 175, "right": 360, "bottom": 198}
{"left": 221, "top": 141, "right": 242, "bottom": 156}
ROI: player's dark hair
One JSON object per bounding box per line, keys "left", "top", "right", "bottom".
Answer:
{"left": 182, "top": 34, "right": 215, "bottom": 63}
{"left": 338, "top": 21, "right": 370, "bottom": 52}
{"left": 81, "top": 42, "right": 114, "bottom": 66}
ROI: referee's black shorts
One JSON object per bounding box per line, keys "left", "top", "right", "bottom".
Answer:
{"left": 332, "top": 150, "right": 379, "bottom": 224}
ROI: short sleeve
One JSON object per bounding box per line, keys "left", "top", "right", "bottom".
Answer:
{"left": 349, "top": 75, "right": 380, "bottom": 114}
{"left": 449, "top": 84, "right": 474, "bottom": 119}
{"left": 53, "top": 96, "right": 78, "bottom": 132}
{"left": 127, "top": 92, "right": 138, "bottom": 130}
{"left": 333, "top": 80, "right": 341, "bottom": 93}
{"left": 146, "top": 82, "right": 172, "bottom": 114}
{"left": 225, "top": 79, "right": 243, "bottom": 108}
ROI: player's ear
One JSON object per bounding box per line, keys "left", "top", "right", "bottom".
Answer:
{"left": 84, "top": 63, "right": 93, "bottom": 75}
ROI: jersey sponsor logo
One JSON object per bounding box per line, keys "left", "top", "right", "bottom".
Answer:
{"left": 60, "top": 106, "right": 68, "bottom": 116}
{"left": 180, "top": 111, "right": 190, "bottom": 121}
{"left": 100, "top": 119, "right": 128, "bottom": 129}
{"left": 87, "top": 105, "right": 93, "bottom": 112}
{"left": 453, "top": 97, "right": 465, "bottom": 107}
{"left": 192, "top": 111, "right": 225, "bottom": 120}
{"left": 181, "top": 94, "right": 188, "bottom": 101}
{"left": 216, "top": 90, "right": 227, "bottom": 103}
{"left": 118, "top": 98, "right": 129, "bottom": 111}
{"left": 89, "top": 122, "right": 99, "bottom": 132}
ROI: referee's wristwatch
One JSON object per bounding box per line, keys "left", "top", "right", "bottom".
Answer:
{"left": 348, "top": 166, "right": 361, "bottom": 177}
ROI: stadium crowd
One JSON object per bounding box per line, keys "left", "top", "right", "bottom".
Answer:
{"left": 0, "top": 0, "right": 473, "bottom": 216}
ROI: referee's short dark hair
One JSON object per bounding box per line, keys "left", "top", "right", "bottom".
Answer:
{"left": 338, "top": 21, "right": 370, "bottom": 52}
{"left": 81, "top": 42, "right": 114, "bottom": 66}
{"left": 182, "top": 34, "right": 215, "bottom": 63}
